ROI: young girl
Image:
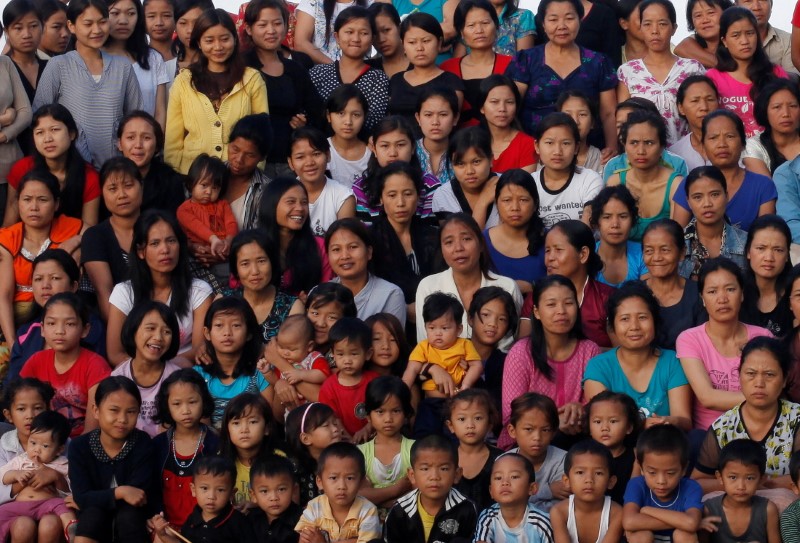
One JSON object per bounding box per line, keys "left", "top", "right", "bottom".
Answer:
{"left": 32, "top": 0, "right": 143, "bottom": 168}
{"left": 367, "top": 3, "right": 409, "bottom": 79}
{"left": 446, "top": 388, "right": 502, "bottom": 512}
{"left": 706, "top": 6, "right": 788, "bottom": 138}
{"left": 35, "top": 0, "right": 70, "bottom": 59}
{"left": 585, "top": 390, "right": 641, "bottom": 505}
{"left": 293, "top": 0, "right": 369, "bottom": 64}
{"left": 193, "top": 297, "right": 272, "bottom": 428}
{"left": 171, "top": 0, "right": 212, "bottom": 73}
{"left": 532, "top": 113, "right": 603, "bottom": 228}
{"left": 285, "top": 402, "right": 343, "bottom": 506}
{"left": 416, "top": 87, "right": 460, "bottom": 187}
{"left": 479, "top": 75, "right": 536, "bottom": 174}
{"left": 152, "top": 368, "right": 218, "bottom": 531}
{"left": 0, "top": 378, "right": 53, "bottom": 466}
{"left": 357, "top": 376, "right": 414, "bottom": 508}
{"left": 351, "top": 115, "right": 440, "bottom": 223}
{"left": 431, "top": 126, "right": 499, "bottom": 229}
{"left": 556, "top": 90, "right": 603, "bottom": 174}
{"left": 325, "top": 85, "right": 372, "bottom": 188}
{"left": 218, "top": 393, "right": 285, "bottom": 509}
{"left": 507, "top": 392, "right": 567, "bottom": 513}
{"left": 591, "top": 186, "right": 649, "bottom": 287}
{"left": 68, "top": 376, "right": 155, "bottom": 542}
{"left": 288, "top": 127, "right": 356, "bottom": 236}
{"left": 143, "top": 0, "right": 175, "bottom": 64}
{"left": 110, "top": 301, "right": 181, "bottom": 437}
{"left": 365, "top": 313, "right": 410, "bottom": 378}
{"left": 19, "top": 293, "right": 111, "bottom": 438}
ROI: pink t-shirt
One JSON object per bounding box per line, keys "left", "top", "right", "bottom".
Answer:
{"left": 498, "top": 338, "right": 601, "bottom": 449}
{"left": 111, "top": 358, "right": 181, "bottom": 437}
{"left": 706, "top": 67, "right": 789, "bottom": 138}
{"left": 675, "top": 323, "right": 771, "bottom": 430}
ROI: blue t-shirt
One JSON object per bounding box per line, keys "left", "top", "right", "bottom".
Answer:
{"left": 595, "top": 241, "right": 649, "bottom": 287}
{"left": 473, "top": 504, "right": 553, "bottom": 543}
{"left": 672, "top": 170, "right": 777, "bottom": 232}
{"left": 484, "top": 229, "right": 546, "bottom": 284}
{"left": 583, "top": 348, "right": 688, "bottom": 418}
{"left": 623, "top": 477, "right": 703, "bottom": 540}
{"left": 603, "top": 150, "right": 688, "bottom": 183}
{"left": 193, "top": 366, "right": 269, "bottom": 427}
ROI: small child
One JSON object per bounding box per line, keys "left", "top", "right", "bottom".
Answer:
{"left": 781, "top": 450, "right": 800, "bottom": 541}
{"left": 154, "top": 456, "right": 257, "bottom": 541}
{"left": 272, "top": 315, "right": 331, "bottom": 386}
{"left": 294, "top": 442, "right": 381, "bottom": 542}
{"left": 550, "top": 440, "right": 623, "bottom": 543}
{"left": 0, "top": 411, "right": 76, "bottom": 541}
{"left": 249, "top": 455, "right": 303, "bottom": 543}
{"left": 318, "top": 317, "right": 380, "bottom": 442}
{"left": 384, "top": 435, "right": 478, "bottom": 543}
{"left": 701, "top": 439, "right": 780, "bottom": 543}
{"left": 622, "top": 425, "right": 703, "bottom": 543}
{"left": 474, "top": 452, "right": 553, "bottom": 543}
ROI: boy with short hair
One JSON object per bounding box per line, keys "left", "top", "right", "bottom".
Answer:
{"left": 550, "top": 440, "right": 623, "bottom": 543}
{"left": 622, "top": 426, "right": 703, "bottom": 543}
{"left": 249, "top": 455, "right": 303, "bottom": 543}
{"left": 153, "top": 456, "right": 256, "bottom": 542}
{"left": 318, "top": 318, "right": 379, "bottom": 441}
{"left": 701, "top": 439, "right": 780, "bottom": 543}
{"left": 384, "top": 435, "right": 478, "bottom": 543}
{"left": 781, "top": 450, "right": 800, "bottom": 541}
{"left": 295, "top": 441, "right": 381, "bottom": 543}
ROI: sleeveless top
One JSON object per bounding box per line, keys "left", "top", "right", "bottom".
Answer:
{"left": 621, "top": 170, "right": 680, "bottom": 241}
{"left": 357, "top": 436, "right": 414, "bottom": 488}
{"left": 704, "top": 495, "right": 768, "bottom": 543}
{"left": 567, "top": 495, "right": 611, "bottom": 543}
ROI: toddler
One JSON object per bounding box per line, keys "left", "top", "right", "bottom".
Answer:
{"left": 272, "top": 315, "right": 330, "bottom": 386}
{"left": 249, "top": 455, "right": 303, "bottom": 543}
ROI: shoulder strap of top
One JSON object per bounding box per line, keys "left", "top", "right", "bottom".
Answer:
{"left": 566, "top": 495, "right": 578, "bottom": 542}
{"left": 597, "top": 496, "right": 611, "bottom": 543}
{"left": 661, "top": 169, "right": 681, "bottom": 209}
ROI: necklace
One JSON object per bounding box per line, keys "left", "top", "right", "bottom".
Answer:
{"left": 650, "top": 487, "right": 680, "bottom": 508}
{"left": 171, "top": 427, "right": 205, "bottom": 475}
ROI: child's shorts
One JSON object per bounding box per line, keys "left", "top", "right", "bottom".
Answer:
{"left": 0, "top": 497, "right": 70, "bottom": 540}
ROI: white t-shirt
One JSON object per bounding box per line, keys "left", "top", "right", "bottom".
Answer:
{"left": 532, "top": 167, "right": 603, "bottom": 228}
{"left": 109, "top": 278, "right": 213, "bottom": 355}
{"left": 327, "top": 138, "right": 371, "bottom": 188}
{"left": 668, "top": 133, "right": 710, "bottom": 172}
{"left": 111, "top": 358, "right": 181, "bottom": 437}
{"left": 132, "top": 49, "right": 169, "bottom": 117}
{"left": 308, "top": 177, "right": 354, "bottom": 236}
{"left": 430, "top": 182, "right": 500, "bottom": 228}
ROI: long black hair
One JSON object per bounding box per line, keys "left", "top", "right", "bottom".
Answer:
{"left": 189, "top": 9, "right": 246, "bottom": 101}
{"left": 323, "top": 0, "right": 367, "bottom": 46}
{"left": 743, "top": 214, "right": 792, "bottom": 323}
{"left": 755, "top": 79, "right": 800, "bottom": 175}
{"left": 171, "top": 0, "right": 213, "bottom": 60}
{"left": 202, "top": 297, "right": 262, "bottom": 379}
{"left": 494, "top": 169, "right": 545, "bottom": 257}
{"left": 108, "top": 0, "right": 151, "bottom": 68}
{"left": 361, "top": 116, "right": 424, "bottom": 208}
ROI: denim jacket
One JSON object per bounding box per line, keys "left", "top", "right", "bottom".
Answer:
{"left": 678, "top": 219, "right": 748, "bottom": 280}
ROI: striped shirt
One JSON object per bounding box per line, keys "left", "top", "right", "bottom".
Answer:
{"left": 33, "top": 50, "right": 142, "bottom": 168}
{"left": 474, "top": 504, "right": 554, "bottom": 543}
{"left": 295, "top": 494, "right": 381, "bottom": 543}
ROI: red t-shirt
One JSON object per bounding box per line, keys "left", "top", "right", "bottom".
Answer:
{"left": 274, "top": 351, "right": 331, "bottom": 380}
{"left": 492, "top": 131, "right": 537, "bottom": 173}
{"left": 317, "top": 370, "right": 379, "bottom": 436}
{"left": 7, "top": 156, "right": 101, "bottom": 203}
{"left": 20, "top": 348, "right": 111, "bottom": 437}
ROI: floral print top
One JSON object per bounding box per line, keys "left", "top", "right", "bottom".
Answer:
{"left": 617, "top": 57, "right": 705, "bottom": 145}
{"left": 495, "top": 7, "right": 536, "bottom": 56}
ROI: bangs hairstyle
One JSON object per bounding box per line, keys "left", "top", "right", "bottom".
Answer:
{"left": 317, "top": 441, "right": 366, "bottom": 477}
{"left": 100, "top": 156, "right": 142, "bottom": 189}
{"left": 755, "top": 80, "right": 800, "bottom": 174}
{"left": 108, "top": 0, "right": 151, "bottom": 68}
{"left": 739, "top": 335, "right": 790, "bottom": 378}
{"left": 589, "top": 185, "right": 640, "bottom": 231}
{"left": 410, "top": 434, "right": 457, "bottom": 466}
{"left": 676, "top": 75, "right": 719, "bottom": 117}
{"left": 3, "top": 0, "right": 40, "bottom": 28}
{"left": 549, "top": 220, "right": 604, "bottom": 277}
{"left": 641, "top": 218, "right": 685, "bottom": 252}
{"left": 718, "top": 439, "right": 766, "bottom": 475}
{"left": 698, "top": 256, "right": 745, "bottom": 293}
{"left": 153, "top": 368, "right": 214, "bottom": 426}
{"left": 509, "top": 392, "right": 559, "bottom": 429}
{"left": 117, "top": 110, "right": 166, "bottom": 154}
{"left": 3, "top": 378, "right": 54, "bottom": 412}
{"left": 362, "top": 117, "right": 423, "bottom": 207}
{"left": 371, "top": 161, "right": 423, "bottom": 210}
{"left": 533, "top": 112, "right": 581, "bottom": 174}
{"left": 121, "top": 300, "right": 180, "bottom": 361}
{"left": 250, "top": 455, "right": 297, "bottom": 485}
{"left": 621, "top": 110, "right": 667, "bottom": 149}
{"left": 686, "top": 0, "right": 733, "bottom": 46}
{"left": 328, "top": 317, "right": 373, "bottom": 351}
{"left": 193, "top": 455, "right": 236, "bottom": 484}
{"left": 364, "top": 375, "right": 414, "bottom": 418}
{"left": 285, "top": 402, "right": 336, "bottom": 471}
{"left": 228, "top": 229, "right": 281, "bottom": 286}
{"left": 364, "top": 313, "right": 411, "bottom": 376}
{"left": 326, "top": 83, "right": 369, "bottom": 125}
{"left": 367, "top": 2, "right": 400, "bottom": 28}
{"left": 334, "top": 5, "right": 374, "bottom": 34}
{"left": 495, "top": 169, "right": 545, "bottom": 257}
{"left": 185, "top": 153, "right": 230, "bottom": 193}
{"left": 172, "top": 0, "right": 214, "bottom": 59}
{"left": 606, "top": 281, "right": 663, "bottom": 347}
{"left": 290, "top": 126, "right": 330, "bottom": 155}
{"left": 229, "top": 113, "right": 272, "bottom": 158}
{"left": 416, "top": 86, "right": 459, "bottom": 116}
{"left": 189, "top": 9, "right": 246, "bottom": 99}
{"left": 444, "top": 388, "right": 499, "bottom": 428}
{"left": 684, "top": 164, "right": 727, "bottom": 197}
{"left": 400, "top": 11, "right": 443, "bottom": 41}
{"left": 529, "top": 275, "right": 584, "bottom": 380}
{"left": 30, "top": 411, "right": 71, "bottom": 448}
{"left": 42, "top": 292, "right": 88, "bottom": 327}
{"left": 439, "top": 213, "right": 495, "bottom": 279}
{"left": 564, "top": 439, "right": 613, "bottom": 473}
{"left": 479, "top": 74, "right": 522, "bottom": 131}
{"left": 218, "top": 393, "right": 276, "bottom": 461}
{"left": 468, "top": 286, "right": 519, "bottom": 341}
{"left": 422, "top": 292, "right": 464, "bottom": 324}
{"left": 584, "top": 390, "right": 642, "bottom": 440}
{"left": 95, "top": 375, "right": 142, "bottom": 408}
{"left": 635, "top": 424, "right": 689, "bottom": 467}
{"left": 556, "top": 89, "right": 599, "bottom": 127}
{"left": 306, "top": 282, "right": 358, "bottom": 318}
{"left": 203, "top": 297, "right": 261, "bottom": 379}
{"left": 449, "top": 126, "right": 493, "bottom": 165}
{"left": 454, "top": 0, "right": 498, "bottom": 35}
{"left": 701, "top": 109, "right": 745, "bottom": 146}
{"left": 716, "top": 7, "right": 778, "bottom": 102}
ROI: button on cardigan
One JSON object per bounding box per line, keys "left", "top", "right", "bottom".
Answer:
{"left": 164, "top": 67, "right": 269, "bottom": 174}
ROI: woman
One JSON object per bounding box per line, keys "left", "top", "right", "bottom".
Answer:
{"left": 617, "top": 0, "right": 705, "bottom": 146}
{"left": 415, "top": 212, "right": 522, "bottom": 350}
{"left": 677, "top": 257, "right": 771, "bottom": 431}
{"left": 33, "top": 0, "right": 143, "bottom": 168}
{"left": 505, "top": 0, "right": 617, "bottom": 159}
{"left": 309, "top": 7, "right": 388, "bottom": 133}
{"left": 0, "top": 51, "right": 32, "bottom": 224}
{"left": 642, "top": 219, "right": 707, "bottom": 351}
{"left": 479, "top": 75, "right": 535, "bottom": 174}
{"left": 673, "top": 110, "right": 777, "bottom": 232}
{"left": 116, "top": 110, "right": 186, "bottom": 216}
{"left": 692, "top": 336, "right": 799, "bottom": 505}
{"left": 584, "top": 281, "right": 692, "bottom": 430}
{"left": 743, "top": 79, "right": 800, "bottom": 177}
{"left": 370, "top": 161, "right": 444, "bottom": 330}
{"left": 223, "top": 114, "right": 270, "bottom": 231}
{"left": 483, "top": 169, "right": 546, "bottom": 295}
{"left": 674, "top": 0, "right": 732, "bottom": 69}
{"left": 82, "top": 157, "right": 143, "bottom": 322}
{"left": 499, "top": 275, "right": 601, "bottom": 449}
{"left": 225, "top": 229, "right": 304, "bottom": 344}
{"left": 669, "top": 75, "right": 720, "bottom": 171}
{"left": 293, "top": 0, "right": 368, "bottom": 64}
{"left": 258, "top": 177, "right": 334, "bottom": 298}
{"left": 164, "top": 8, "right": 268, "bottom": 174}
{"left": 172, "top": 0, "right": 213, "bottom": 73}
{"left": 243, "top": 0, "right": 322, "bottom": 178}
{"left": 592, "top": 186, "right": 648, "bottom": 288}
{"left": 33, "top": 0, "right": 70, "bottom": 59}
{"left": 326, "top": 218, "right": 407, "bottom": 326}
{"left": 106, "top": 210, "right": 213, "bottom": 366}
{"left": 740, "top": 215, "right": 793, "bottom": 337}
{"left": 677, "top": 166, "right": 748, "bottom": 280}
{"left": 0, "top": 170, "right": 86, "bottom": 344}
{"left": 367, "top": 3, "right": 409, "bottom": 79}
{"left": 440, "top": 0, "right": 511, "bottom": 128}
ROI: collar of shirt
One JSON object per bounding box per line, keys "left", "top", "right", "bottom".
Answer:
{"left": 185, "top": 504, "right": 236, "bottom": 529}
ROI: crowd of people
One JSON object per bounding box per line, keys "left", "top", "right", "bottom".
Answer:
{"left": 3, "top": 0, "right": 800, "bottom": 541}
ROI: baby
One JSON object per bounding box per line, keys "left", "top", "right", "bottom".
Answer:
{"left": 272, "top": 315, "right": 330, "bottom": 386}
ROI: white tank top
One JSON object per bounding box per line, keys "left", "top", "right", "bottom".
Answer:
{"left": 566, "top": 495, "right": 611, "bottom": 543}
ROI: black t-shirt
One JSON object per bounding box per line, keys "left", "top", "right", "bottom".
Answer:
{"left": 454, "top": 445, "right": 503, "bottom": 512}
{"left": 182, "top": 504, "right": 257, "bottom": 542}
{"left": 81, "top": 219, "right": 130, "bottom": 285}
{"left": 608, "top": 446, "right": 636, "bottom": 505}
{"left": 249, "top": 502, "right": 302, "bottom": 543}
{"left": 388, "top": 70, "right": 466, "bottom": 130}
